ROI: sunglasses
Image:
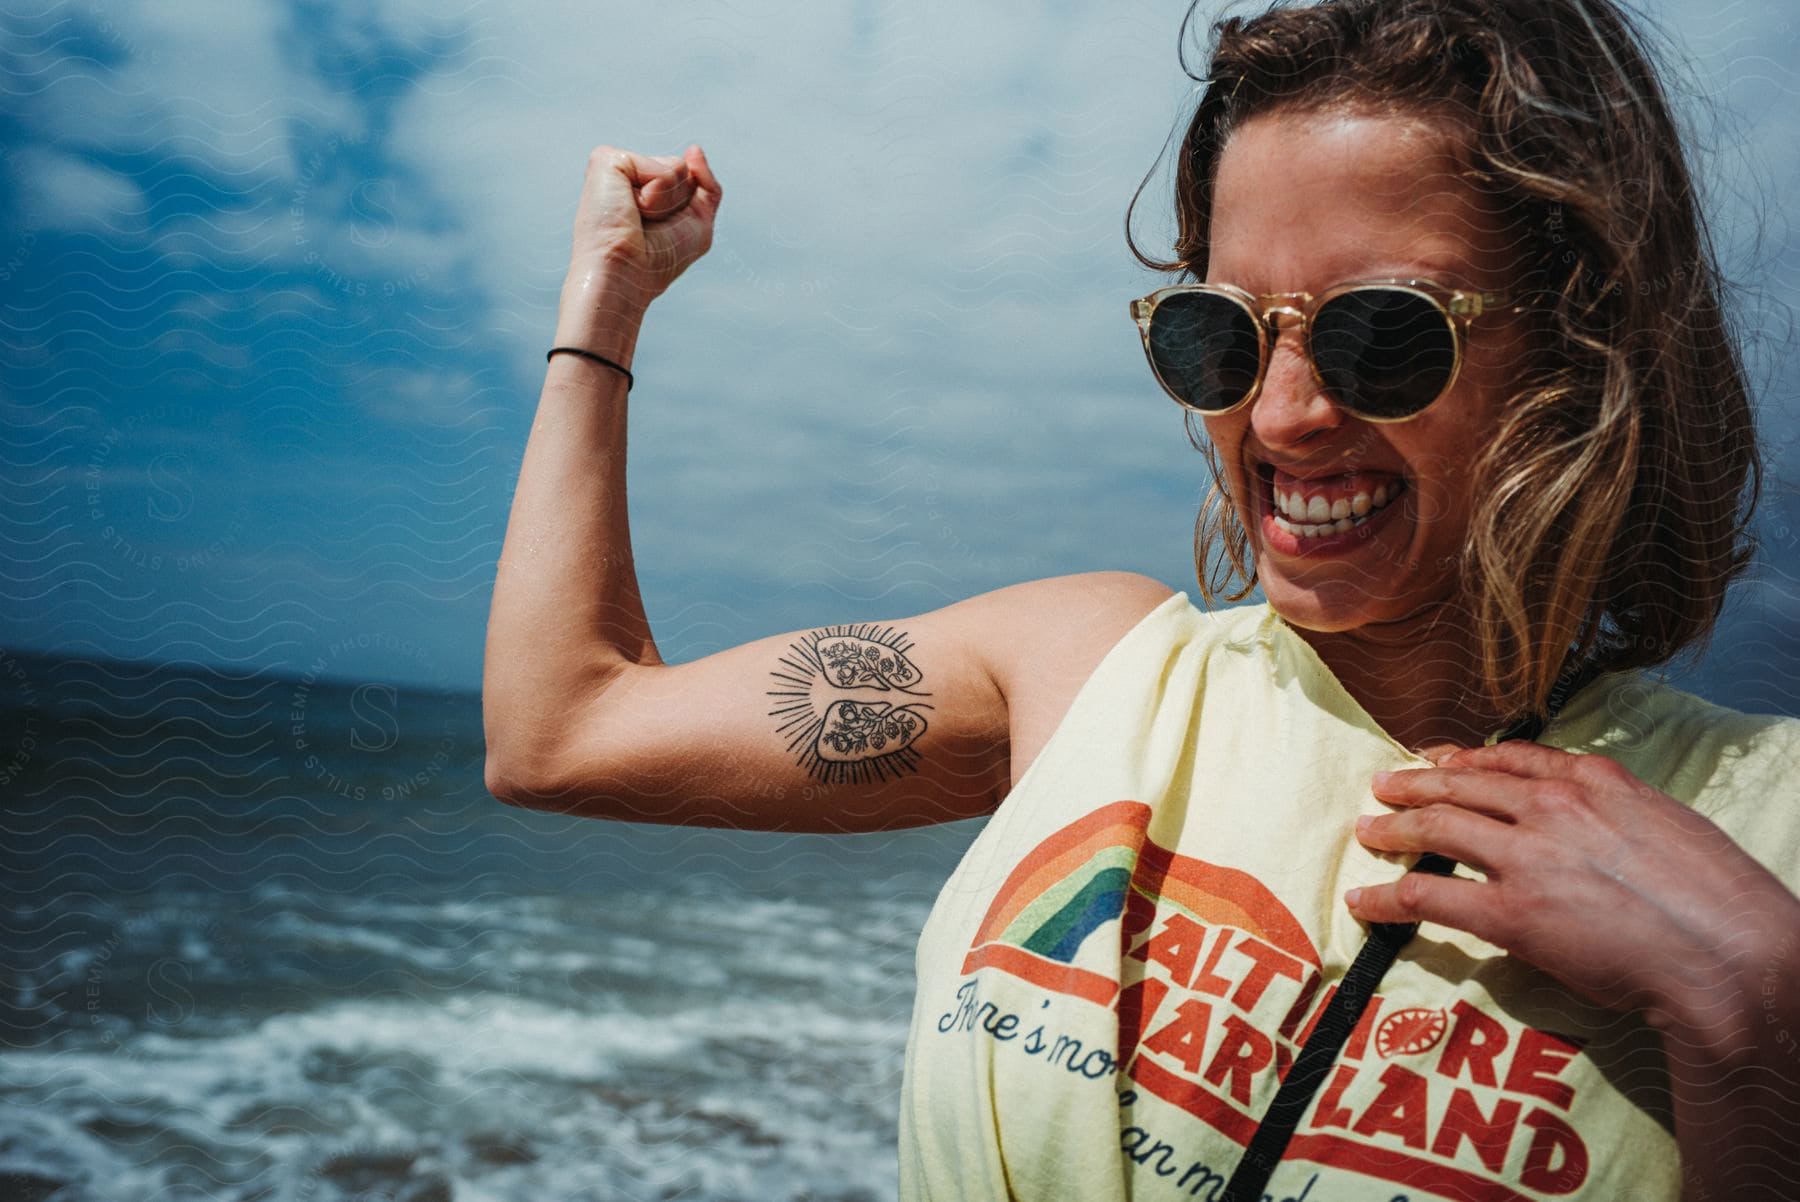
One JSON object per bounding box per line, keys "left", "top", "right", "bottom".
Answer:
{"left": 1128, "top": 279, "right": 1518, "bottom": 423}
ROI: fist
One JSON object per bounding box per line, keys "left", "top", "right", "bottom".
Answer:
{"left": 566, "top": 143, "right": 723, "bottom": 309}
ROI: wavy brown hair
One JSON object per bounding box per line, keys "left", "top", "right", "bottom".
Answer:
{"left": 1128, "top": 0, "right": 1762, "bottom": 718}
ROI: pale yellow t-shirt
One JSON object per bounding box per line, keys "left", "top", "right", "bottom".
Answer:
{"left": 899, "top": 594, "right": 1800, "bottom": 1201}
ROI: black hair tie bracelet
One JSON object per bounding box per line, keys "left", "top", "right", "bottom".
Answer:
{"left": 547, "top": 346, "right": 633, "bottom": 391}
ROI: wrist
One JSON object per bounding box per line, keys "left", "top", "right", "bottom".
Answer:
{"left": 1649, "top": 914, "right": 1800, "bottom": 1071}
{"left": 554, "top": 261, "right": 652, "bottom": 365}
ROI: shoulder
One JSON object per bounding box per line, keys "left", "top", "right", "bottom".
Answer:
{"left": 1625, "top": 681, "right": 1800, "bottom": 889}
{"left": 967, "top": 570, "right": 1180, "bottom": 627}
{"left": 1584, "top": 673, "right": 1800, "bottom": 755}
{"left": 1564, "top": 672, "right": 1800, "bottom": 813}
{"left": 952, "top": 571, "right": 1178, "bottom": 677}
{"left": 952, "top": 573, "right": 1179, "bottom": 777}
{"left": 912, "top": 570, "right": 1170, "bottom": 647}
{"left": 973, "top": 577, "right": 1276, "bottom": 679}
{"left": 903, "top": 570, "right": 1179, "bottom": 691}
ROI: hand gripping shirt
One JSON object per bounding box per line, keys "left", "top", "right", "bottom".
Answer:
{"left": 898, "top": 594, "right": 1800, "bottom": 1202}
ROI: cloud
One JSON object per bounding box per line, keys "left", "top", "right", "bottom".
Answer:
{"left": 10, "top": 145, "right": 144, "bottom": 234}
{"left": 3, "top": 0, "right": 1796, "bottom": 692}
{"left": 12, "top": 2, "right": 343, "bottom": 174}
{"left": 380, "top": 2, "right": 1197, "bottom": 372}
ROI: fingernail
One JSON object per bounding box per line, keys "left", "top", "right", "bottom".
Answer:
{"left": 1355, "top": 815, "right": 1372, "bottom": 834}
{"left": 1345, "top": 887, "right": 1363, "bottom": 907}
{"left": 1371, "top": 770, "right": 1392, "bottom": 788}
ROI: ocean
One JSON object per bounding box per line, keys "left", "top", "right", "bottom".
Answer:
{"left": 0, "top": 649, "right": 981, "bottom": 1201}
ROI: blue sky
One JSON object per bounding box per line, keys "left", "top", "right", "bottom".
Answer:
{"left": 2, "top": 0, "right": 1797, "bottom": 713}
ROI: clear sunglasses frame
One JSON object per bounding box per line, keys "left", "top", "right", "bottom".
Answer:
{"left": 1127, "top": 278, "right": 1518, "bottom": 424}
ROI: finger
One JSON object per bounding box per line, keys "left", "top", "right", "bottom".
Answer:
{"left": 581, "top": 147, "right": 695, "bottom": 237}
{"left": 604, "top": 148, "right": 686, "bottom": 188}
{"left": 635, "top": 158, "right": 689, "bottom": 191}
{"left": 581, "top": 147, "right": 656, "bottom": 231}
{"left": 1345, "top": 871, "right": 1498, "bottom": 942}
{"left": 1355, "top": 805, "right": 1510, "bottom": 872}
{"left": 1436, "top": 739, "right": 1587, "bottom": 780}
{"left": 637, "top": 172, "right": 695, "bottom": 221}
{"left": 1370, "top": 764, "right": 1539, "bottom": 819}
{"left": 1416, "top": 742, "right": 1467, "bottom": 766}
{"left": 683, "top": 143, "right": 722, "bottom": 201}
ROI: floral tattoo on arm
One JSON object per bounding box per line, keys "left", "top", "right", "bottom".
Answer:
{"left": 767, "top": 624, "right": 934, "bottom": 785}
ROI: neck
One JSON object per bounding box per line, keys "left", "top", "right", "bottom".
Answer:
{"left": 1291, "top": 607, "right": 1512, "bottom": 754}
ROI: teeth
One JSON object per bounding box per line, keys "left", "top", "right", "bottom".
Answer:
{"left": 1271, "top": 478, "right": 1405, "bottom": 540}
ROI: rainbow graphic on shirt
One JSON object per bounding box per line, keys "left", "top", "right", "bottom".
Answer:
{"left": 961, "top": 800, "right": 1320, "bottom": 1005}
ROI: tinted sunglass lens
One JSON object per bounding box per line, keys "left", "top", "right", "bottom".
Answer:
{"left": 1311, "top": 289, "right": 1457, "bottom": 419}
{"left": 1147, "top": 292, "right": 1261, "bottom": 412}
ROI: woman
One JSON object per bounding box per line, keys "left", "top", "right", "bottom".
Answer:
{"left": 482, "top": 0, "right": 1800, "bottom": 1196}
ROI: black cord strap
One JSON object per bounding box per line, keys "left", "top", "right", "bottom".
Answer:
{"left": 1219, "top": 855, "right": 1454, "bottom": 1202}
{"left": 1217, "top": 663, "right": 1600, "bottom": 1202}
{"left": 547, "top": 345, "right": 634, "bottom": 390}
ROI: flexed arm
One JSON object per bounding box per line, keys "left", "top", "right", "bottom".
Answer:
{"left": 482, "top": 145, "right": 720, "bottom": 788}
{"left": 482, "top": 143, "right": 1176, "bottom": 831}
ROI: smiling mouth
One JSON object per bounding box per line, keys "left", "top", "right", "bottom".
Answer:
{"left": 1257, "top": 465, "right": 1408, "bottom": 545}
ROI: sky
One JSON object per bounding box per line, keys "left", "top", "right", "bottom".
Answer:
{"left": 2, "top": 0, "right": 1797, "bottom": 713}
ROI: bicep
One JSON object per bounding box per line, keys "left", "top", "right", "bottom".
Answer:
{"left": 497, "top": 605, "right": 1012, "bottom": 832}
{"left": 492, "top": 571, "right": 1176, "bottom": 833}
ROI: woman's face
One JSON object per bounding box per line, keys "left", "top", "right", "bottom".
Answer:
{"left": 1202, "top": 107, "right": 1528, "bottom": 635}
